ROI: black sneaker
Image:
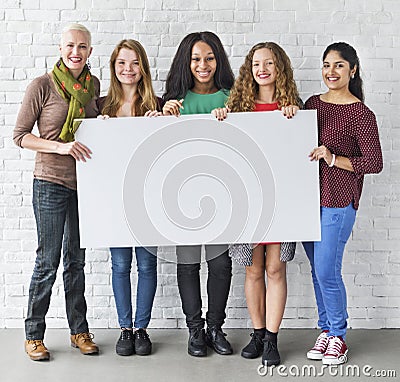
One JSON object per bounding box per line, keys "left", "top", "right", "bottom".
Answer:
{"left": 116, "top": 329, "right": 134, "bottom": 356}
{"left": 262, "top": 338, "right": 281, "bottom": 366}
{"left": 205, "top": 326, "right": 233, "bottom": 355}
{"left": 241, "top": 332, "right": 264, "bottom": 359}
{"left": 188, "top": 328, "right": 207, "bottom": 357}
{"left": 134, "top": 328, "right": 152, "bottom": 356}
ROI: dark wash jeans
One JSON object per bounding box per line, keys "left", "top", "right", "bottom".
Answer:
{"left": 25, "top": 179, "right": 89, "bottom": 340}
{"left": 176, "top": 245, "right": 232, "bottom": 330}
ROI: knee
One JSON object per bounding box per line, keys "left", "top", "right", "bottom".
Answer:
{"left": 245, "top": 263, "right": 265, "bottom": 282}
{"left": 315, "top": 266, "right": 340, "bottom": 287}
{"left": 177, "top": 263, "right": 200, "bottom": 276}
{"left": 266, "top": 263, "right": 286, "bottom": 282}
{"left": 137, "top": 257, "right": 157, "bottom": 275}
{"left": 208, "top": 253, "right": 232, "bottom": 276}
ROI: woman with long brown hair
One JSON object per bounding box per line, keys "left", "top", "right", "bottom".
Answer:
{"left": 98, "top": 39, "right": 162, "bottom": 357}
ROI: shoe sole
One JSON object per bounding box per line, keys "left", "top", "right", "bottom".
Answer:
{"left": 322, "top": 350, "right": 348, "bottom": 365}
{"left": 27, "top": 352, "right": 50, "bottom": 361}
{"left": 307, "top": 351, "right": 324, "bottom": 360}
{"left": 71, "top": 342, "right": 99, "bottom": 355}
{"left": 205, "top": 338, "right": 233, "bottom": 355}
{"left": 188, "top": 348, "right": 207, "bottom": 357}
{"left": 135, "top": 347, "right": 151, "bottom": 356}
{"left": 241, "top": 350, "right": 262, "bottom": 359}
{"left": 263, "top": 359, "right": 281, "bottom": 366}
{"left": 116, "top": 347, "right": 135, "bottom": 356}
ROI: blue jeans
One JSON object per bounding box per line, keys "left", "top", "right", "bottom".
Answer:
{"left": 25, "top": 179, "right": 88, "bottom": 340}
{"left": 110, "top": 246, "right": 157, "bottom": 329}
{"left": 303, "top": 203, "right": 356, "bottom": 339}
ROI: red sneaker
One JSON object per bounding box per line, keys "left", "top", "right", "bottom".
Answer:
{"left": 307, "top": 330, "right": 329, "bottom": 360}
{"left": 322, "top": 336, "right": 348, "bottom": 365}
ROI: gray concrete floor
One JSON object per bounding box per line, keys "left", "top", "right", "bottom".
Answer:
{"left": 0, "top": 329, "right": 398, "bottom": 382}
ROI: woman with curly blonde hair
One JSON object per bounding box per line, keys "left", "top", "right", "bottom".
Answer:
{"left": 226, "top": 41, "right": 300, "bottom": 113}
{"left": 213, "top": 42, "right": 301, "bottom": 367}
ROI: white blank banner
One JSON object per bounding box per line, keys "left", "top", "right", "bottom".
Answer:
{"left": 76, "top": 111, "right": 320, "bottom": 248}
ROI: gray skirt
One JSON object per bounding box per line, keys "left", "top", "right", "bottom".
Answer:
{"left": 229, "top": 242, "right": 296, "bottom": 266}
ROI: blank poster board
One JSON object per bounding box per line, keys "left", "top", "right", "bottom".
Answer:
{"left": 76, "top": 111, "right": 320, "bottom": 248}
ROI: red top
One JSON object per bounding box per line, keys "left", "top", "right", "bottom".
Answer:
{"left": 305, "top": 95, "right": 383, "bottom": 210}
{"left": 254, "top": 102, "right": 279, "bottom": 112}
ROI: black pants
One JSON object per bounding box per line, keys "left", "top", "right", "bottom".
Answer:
{"left": 176, "top": 245, "right": 232, "bottom": 330}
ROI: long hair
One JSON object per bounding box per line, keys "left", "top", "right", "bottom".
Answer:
{"left": 163, "top": 31, "right": 234, "bottom": 101}
{"left": 227, "top": 42, "right": 300, "bottom": 112}
{"left": 322, "top": 42, "right": 364, "bottom": 102}
{"left": 102, "top": 39, "right": 157, "bottom": 117}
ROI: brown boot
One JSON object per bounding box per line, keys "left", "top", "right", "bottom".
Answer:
{"left": 70, "top": 332, "right": 99, "bottom": 355}
{"left": 25, "top": 340, "right": 50, "bottom": 361}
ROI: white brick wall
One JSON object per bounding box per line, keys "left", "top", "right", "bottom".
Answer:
{"left": 0, "top": 0, "right": 399, "bottom": 329}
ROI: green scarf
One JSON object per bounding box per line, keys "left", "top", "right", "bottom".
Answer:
{"left": 53, "top": 59, "right": 95, "bottom": 142}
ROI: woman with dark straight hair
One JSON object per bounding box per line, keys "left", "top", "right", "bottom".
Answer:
{"left": 304, "top": 42, "right": 382, "bottom": 365}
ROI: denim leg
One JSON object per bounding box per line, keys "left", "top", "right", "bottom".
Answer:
{"left": 63, "top": 190, "right": 89, "bottom": 335}
{"left": 111, "top": 247, "right": 133, "bottom": 328}
{"left": 313, "top": 204, "right": 356, "bottom": 339}
{"left": 302, "top": 241, "right": 329, "bottom": 332}
{"left": 134, "top": 247, "right": 157, "bottom": 328}
{"left": 25, "top": 179, "right": 68, "bottom": 340}
{"left": 205, "top": 245, "right": 232, "bottom": 327}
{"left": 176, "top": 245, "right": 204, "bottom": 329}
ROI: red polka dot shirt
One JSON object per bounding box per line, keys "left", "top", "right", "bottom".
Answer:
{"left": 305, "top": 95, "right": 383, "bottom": 210}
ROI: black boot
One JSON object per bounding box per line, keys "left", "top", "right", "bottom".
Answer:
{"left": 262, "top": 331, "right": 280, "bottom": 366}
{"left": 205, "top": 326, "right": 233, "bottom": 355}
{"left": 188, "top": 328, "right": 207, "bottom": 357}
{"left": 241, "top": 331, "right": 264, "bottom": 359}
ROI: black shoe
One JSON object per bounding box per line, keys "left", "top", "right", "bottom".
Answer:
{"left": 188, "top": 328, "right": 207, "bottom": 357}
{"left": 241, "top": 332, "right": 264, "bottom": 359}
{"left": 205, "top": 326, "right": 233, "bottom": 355}
{"left": 134, "top": 328, "right": 152, "bottom": 356}
{"left": 262, "top": 338, "right": 281, "bottom": 366}
{"left": 116, "top": 329, "right": 135, "bottom": 356}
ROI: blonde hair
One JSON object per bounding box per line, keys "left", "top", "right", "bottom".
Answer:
{"left": 61, "top": 23, "right": 91, "bottom": 47}
{"left": 227, "top": 42, "right": 300, "bottom": 112}
{"left": 101, "top": 39, "right": 158, "bottom": 117}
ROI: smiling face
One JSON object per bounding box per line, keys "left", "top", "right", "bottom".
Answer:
{"left": 322, "top": 50, "right": 356, "bottom": 92}
{"left": 190, "top": 41, "right": 217, "bottom": 88}
{"left": 114, "top": 47, "right": 142, "bottom": 87}
{"left": 252, "top": 48, "right": 277, "bottom": 87}
{"left": 59, "top": 29, "right": 92, "bottom": 79}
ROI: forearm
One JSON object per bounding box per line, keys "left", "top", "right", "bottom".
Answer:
{"left": 332, "top": 155, "right": 354, "bottom": 172}
{"left": 20, "top": 133, "right": 62, "bottom": 154}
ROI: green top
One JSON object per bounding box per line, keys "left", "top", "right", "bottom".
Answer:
{"left": 180, "top": 89, "right": 229, "bottom": 115}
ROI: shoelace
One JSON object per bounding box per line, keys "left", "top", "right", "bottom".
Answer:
{"left": 28, "top": 340, "right": 45, "bottom": 350}
{"left": 313, "top": 332, "right": 328, "bottom": 351}
{"left": 120, "top": 329, "right": 133, "bottom": 340}
{"left": 325, "top": 336, "right": 346, "bottom": 358}
{"left": 263, "top": 339, "right": 278, "bottom": 354}
{"left": 249, "top": 332, "right": 263, "bottom": 345}
{"left": 135, "top": 329, "right": 149, "bottom": 340}
{"left": 75, "top": 332, "right": 95, "bottom": 343}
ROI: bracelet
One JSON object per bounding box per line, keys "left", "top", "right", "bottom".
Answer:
{"left": 329, "top": 154, "right": 336, "bottom": 167}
